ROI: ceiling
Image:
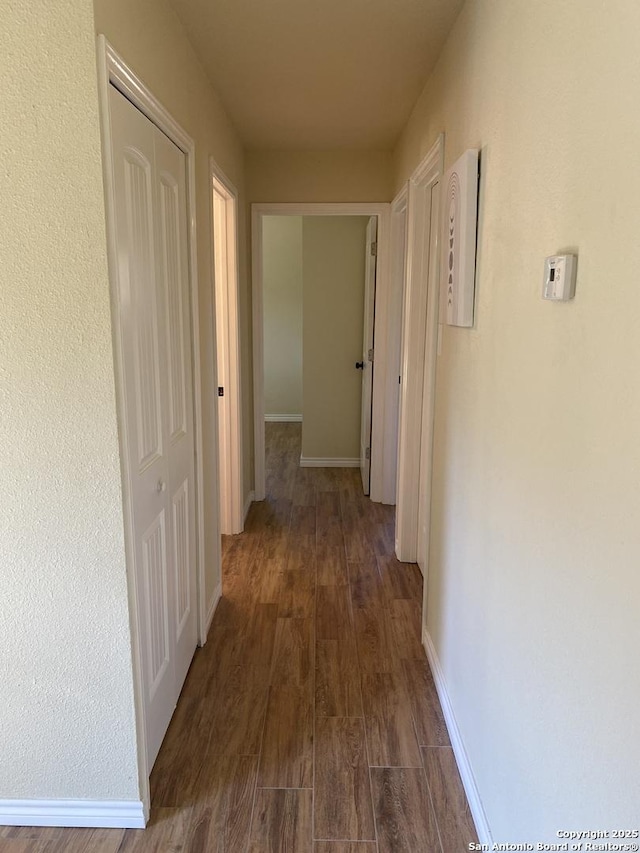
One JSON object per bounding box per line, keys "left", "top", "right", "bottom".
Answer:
{"left": 169, "top": 0, "right": 465, "bottom": 150}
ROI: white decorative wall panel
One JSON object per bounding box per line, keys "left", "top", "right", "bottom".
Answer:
{"left": 442, "top": 149, "right": 479, "bottom": 328}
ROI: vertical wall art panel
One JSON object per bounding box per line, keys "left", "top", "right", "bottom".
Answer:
{"left": 442, "top": 149, "right": 479, "bottom": 327}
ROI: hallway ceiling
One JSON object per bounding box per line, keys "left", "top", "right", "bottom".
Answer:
{"left": 169, "top": 0, "right": 464, "bottom": 150}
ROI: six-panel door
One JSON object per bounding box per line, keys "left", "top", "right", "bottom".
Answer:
{"left": 108, "top": 84, "right": 197, "bottom": 770}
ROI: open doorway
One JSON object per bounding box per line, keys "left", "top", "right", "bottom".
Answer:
{"left": 252, "top": 204, "right": 393, "bottom": 503}
{"left": 211, "top": 161, "right": 244, "bottom": 534}
{"left": 262, "top": 216, "right": 303, "bottom": 428}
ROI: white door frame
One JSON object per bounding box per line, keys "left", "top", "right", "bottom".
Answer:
{"left": 251, "top": 202, "right": 391, "bottom": 502}
{"left": 382, "top": 186, "right": 409, "bottom": 505}
{"left": 210, "top": 160, "right": 244, "bottom": 534}
{"left": 96, "top": 36, "right": 210, "bottom": 816}
{"left": 396, "top": 134, "right": 444, "bottom": 564}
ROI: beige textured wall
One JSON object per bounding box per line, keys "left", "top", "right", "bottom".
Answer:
{"left": 0, "top": 0, "right": 138, "bottom": 800}
{"left": 94, "top": 0, "right": 249, "bottom": 603}
{"left": 394, "top": 0, "right": 640, "bottom": 838}
{"left": 302, "top": 217, "right": 369, "bottom": 460}
{"left": 263, "top": 217, "right": 303, "bottom": 416}
{"left": 247, "top": 150, "right": 393, "bottom": 203}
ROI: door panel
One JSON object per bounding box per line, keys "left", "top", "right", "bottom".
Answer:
{"left": 360, "top": 216, "right": 377, "bottom": 494}
{"left": 159, "top": 174, "right": 188, "bottom": 442}
{"left": 141, "top": 512, "right": 170, "bottom": 698}
{"left": 108, "top": 83, "right": 197, "bottom": 771}
{"left": 123, "top": 152, "right": 163, "bottom": 471}
{"left": 171, "top": 479, "right": 191, "bottom": 637}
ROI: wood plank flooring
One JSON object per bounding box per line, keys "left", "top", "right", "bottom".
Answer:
{"left": 0, "top": 423, "right": 478, "bottom": 852}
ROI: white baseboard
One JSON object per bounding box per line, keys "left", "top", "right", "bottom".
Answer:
{"left": 264, "top": 414, "right": 302, "bottom": 422}
{"left": 205, "top": 581, "right": 222, "bottom": 638}
{"left": 422, "top": 627, "right": 493, "bottom": 846}
{"left": 299, "top": 456, "right": 360, "bottom": 468}
{"left": 0, "top": 798, "right": 146, "bottom": 829}
{"left": 243, "top": 490, "right": 255, "bottom": 523}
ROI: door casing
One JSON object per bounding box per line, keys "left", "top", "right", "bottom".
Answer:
{"left": 96, "top": 36, "right": 212, "bottom": 819}
{"left": 396, "top": 134, "right": 444, "bottom": 580}
{"left": 384, "top": 188, "right": 408, "bottom": 505}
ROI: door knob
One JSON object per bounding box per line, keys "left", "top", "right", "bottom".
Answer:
{"left": 355, "top": 361, "right": 364, "bottom": 370}
{"left": 156, "top": 479, "right": 166, "bottom": 493}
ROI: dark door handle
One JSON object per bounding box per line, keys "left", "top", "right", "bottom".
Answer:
{"left": 355, "top": 361, "right": 364, "bottom": 370}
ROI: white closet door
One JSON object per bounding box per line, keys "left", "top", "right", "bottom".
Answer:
{"left": 108, "top": 84, "right": 197, "bottom": 769}
{"left": 153, "top": 125, "right": 198, "bottom": 699}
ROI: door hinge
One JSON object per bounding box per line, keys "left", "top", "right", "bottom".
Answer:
{"left": 370, "top": 241, "right": 377, "bottom": 257}
{"left": 218, "top": 386, "right": 224, "bottom": 397}
{"left": 365, "top": 447, "right": 370, "bottom": 460}
{"left": 368, "top": 348, "right": 374, "bottom": 362}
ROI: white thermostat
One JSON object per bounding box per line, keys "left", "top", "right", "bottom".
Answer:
{"left": 542, "top": 254, "right": 577, "bottom": 301}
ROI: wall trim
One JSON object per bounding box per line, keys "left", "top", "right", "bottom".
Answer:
{"left": 396, "top": 133, "right": 444, "bottom": 565}
{"left": 299, "top": 456, "right": 360, "bottom": 468}
{"left": 252, "top": 202, "right": 391, "bottom": 503}
{"left": 244, "top": 490, "right": 255, "bottom": 522}
{"left": 265, "top": 414, "right": 303, "bottom": 423}
{"left": 381, "top": 185, "right": 409, "bottom": 506}
{"left": 422, "top": 627, "right": 493, "bottom": 846}
{"left": 204, "top": 581, "right": 222, "bottom": 639}
{"left": 0, "top": 799, "right": 147, "bottom": 829}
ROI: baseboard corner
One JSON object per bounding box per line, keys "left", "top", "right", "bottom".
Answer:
{"left": 243, "top": 490, "right": 255, "bottom": 524}
{"left": 205, "top": 581, "right": 222, "bottom": 638}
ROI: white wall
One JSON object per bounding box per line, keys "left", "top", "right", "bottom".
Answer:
{"left": 302, "top": 216, "right": 369, "bottom": 461}
{"left": 0, "top": 0, "right": 138, "bottom": 800}
{"left": 263, "top": 217, "right": 303, "bottom": 417}
{"left": 394, "top": 0, "right": 640, "bottom": 839}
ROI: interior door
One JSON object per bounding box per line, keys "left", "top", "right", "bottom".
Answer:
{"left": 154, "top": 124, "right": 198, "bottom": 701}
{"left": 212, "top": 186, "right": 231, "bottom": 532}
{"left": 360, "top": 216, "right": 378, "bottom": 494}
{"left": 108, "top": 84, "right": 197, "bottom": 770}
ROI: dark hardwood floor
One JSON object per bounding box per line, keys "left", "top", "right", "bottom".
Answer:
{"left": 0, "top": 423, "right": 478, "bottom": 852}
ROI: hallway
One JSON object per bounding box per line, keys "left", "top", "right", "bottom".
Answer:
{"left": 0, "top": 423, "right": 477, "bottom": 852}
{"left": 154, "top": 422, "right": 478, "bottom": 850}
